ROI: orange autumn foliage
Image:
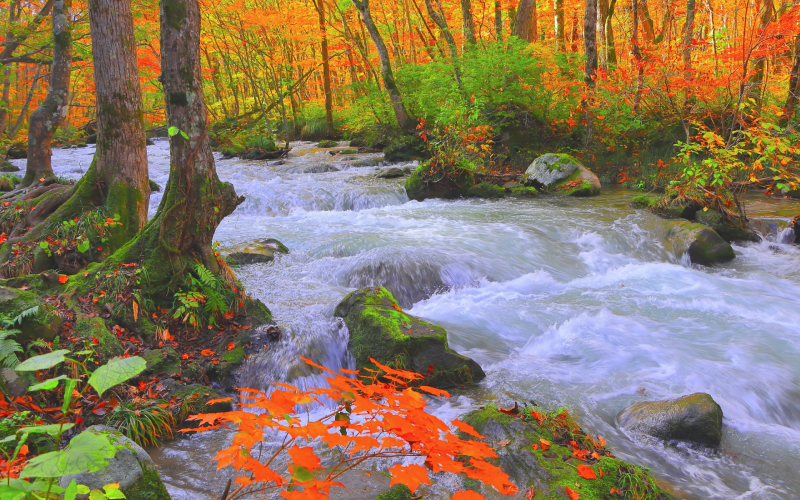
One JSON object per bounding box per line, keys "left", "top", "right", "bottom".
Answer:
{"left": 188, "top": 357, "right": 518, "bottom": 500}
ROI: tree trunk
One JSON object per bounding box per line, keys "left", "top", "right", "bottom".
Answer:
{"left": 0, "top": 0, "right": 20, "bottom": 137}
{"left": 312, "top": 0, "right": 335, "bottom": 137}
{"left": 640, "top": 0, "right": 655, "bottom": 42}
{"left": 606, "top": 0, "right": 618, "bottom": 65}
{"left": 554, "top": 0, "right": 565, "bottom": 51}
{"left": 424, "top": 0, "right": 463, "bottom": 86}
{"left": 783, "top": 33, "right": 800, "bottom": 124}
{"left": 495, "top": 0, "right": 503, "bottom": 40}
{"left": 597, "top": 0, "right": 608, "bottom": 68}
{"left": 682, "top": 0, "right": 697, "bottom": 79}
{"left": 24, "top": 0, "right": 73, "bottom": 186}
{"left": 352, "top": 0, "right": 414, "bottom": 131}
{"left": 748, "top": 0, "right": 773, "bottom": 105}
{"left": 584, "top": 0, "right": 598, "bottom": 146}
{"left": 570, "top": 12, "right": 579, "bottom": 53}
{"left": 461, "top": 0, "right": 477, "bottom": 45}
{"left": 515, "top": 0, "right": 538, "bottom": 42}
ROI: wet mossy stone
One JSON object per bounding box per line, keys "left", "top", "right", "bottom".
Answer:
{"left": 404, "top": 164, "right": 473, "bottom": 202}
{"left": 149, "top": 179, "right": 162, "bottom": 192}
{"left": 509, "top": 186, "right": 538, "bottom": 198}
{"left": 303, "top": 163, "right": 339, "bottom": 173}
{"left": 73, "top": 316, "right": 123, "bottom": 359}
{"left": 523, "top": 154, "right": 601, "bottom": 197}
{"left": 318, "top": 140, "right": 338, "bottom": 148}
{"left": 0, "top": 160, "right": 20, "bottom": 172}
{"left": 377, "top": 167, "right": 405, "bottom": 179}
{"left": 651, "top": 196, "right": 702, "bottom": 220}
{"left": 694, "top": 209, "right": 760, "bottom": 243}
{"left": 224, "top": 238, "right": 289, "bottom": 266}
{"left": 334, "top": 287, "right": 485, "bottom": 389}
{"left": 6, "top": 141, "right": 27, "bottom": 159}
{"left": 467, "top": 182, "right": 505, "bottom": 199}
{"left": 631, "top": 194, "right": 658, "bottom": 209}
{"left": 0, "top": 286, "right": 62, "bottom": 344}
{"left": 617, "top": 393, "right": 724, "bottom": 446}
{"left": 461, "top": 406, "right": 673, "bottom": 499}
{"left": 58, "top": 425, "right": 172, "bottom": 500}
{"left": 667, "top": 221, "right": 735, "bottom": 265}
{"left": 384, "top": 134, "right": 427, "bottom": 162}
{"left": 159, "top": 379, "right": 232, "bottom": 417}
{"left": 376, "top": 484, "right": 412, "bottom": 500}
{"left": 142, "top": 347, "right": 181, "bottom": 377}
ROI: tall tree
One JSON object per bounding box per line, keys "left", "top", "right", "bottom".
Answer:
{"left": 597, "top": 0, "right": 608, "bottom": 68}
{"left": 24, "top": 0, "right": 72, "bottom": 186}
{"left": 515, "top": 0, "right": 538, "bottom": 42}
{"left": 461, "top": 0, "right": 477, "bottom": 45}
{"left": 495, "top": 0, "right": 503, "bottom": 40}
{"left": 424, "top": 0, "right": 463, "bottom": 86}
{"left": 748, "top": 0, "right": 774, "bottom": 104}
{"left": 584, "top": 0, "right": 598, "bottom": 145}
{"left": 311, "top": 0, "right": 335, "bottom": 137}
{"left": 783, "top": 32, "right": 800, "bottom": 124}
{"left": 554, "top": 0, "right": 565, "bottom": 51}
{"left": 352, "top": 0, "right": 414, "bottom": 131}
{"left": 682, "top": 0, "right": 697, "bottom": 78}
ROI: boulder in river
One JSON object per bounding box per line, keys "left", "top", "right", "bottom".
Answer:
{"left": 523, "top": 154, "right": 601, "bottom": 197}
{"left": 0, "top": 160, "right": 19, "bottom": 172}
{"left": 318, "top": 139, "right": 338, "bottom": 148}
{"left": 467, "top": 181, "right": 505, "bottom": 199}
{"left": 617, "top": 393, "right": 724, "bottom": 446}
{"left": 459, "top": 405, "right": 673, "bottom": 499}
{"left": 694, "top": 209, "right": 760, "bottom": 243}
{"left": 377, "top": 167, "right": 405, "bottom": 179}
{"left": 58, "top": 425, "right": 172, "bottom": 500}
{"left": 334, "top": 287, "right": 484, "bottom": 389}
{"left": 405, "top": 164, "right": 473, "bottom": 201}
{"left": 667, "top": 221, "right": 735, "bottom": 265}
{"left": 6, "top": 141, "right": 27, "bottom": 159}
{"left": 303, "top": 163, "right": 339, "bottom": 173}
{"left": 223, "top": 238, "right": 289, "bottom": 266}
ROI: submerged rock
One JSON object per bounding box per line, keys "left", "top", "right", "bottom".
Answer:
{"left": 667, "top": 221, "right": 735, "bottom": 265}
{"left": 617, "top": 393, "right": 724, "bottom": 446}
{"left": 377, "top": 167, "right": 405, "bottom": 179}
{"left": 523, "top": 154, "right": 601, "bottom": 197}
{"left": 334, "top": 287, "right": 484, "bottom": 389}
{"left": 318, "top": 139, "right": 338, "bottom": 148}
{"left": 224, "top": 238, "right": 289, "bottom": 266}
{"left": 460, "top": 406, "right": 673, "bottom": 499}
{"left": 58, "top": 426, "right": 171, "bottom": 500}
{"left": 303, "top": 163, "right": 339, "bottom": 173}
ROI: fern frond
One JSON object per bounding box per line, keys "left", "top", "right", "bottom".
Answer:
{"left": 0, "top": 338, "right": 22, "bottom": 368}
{"left": 194, "top": 263, "right": 219, "bottom": 289}
{"left": 5, "top": 306, "right": 39, "bottom": 328}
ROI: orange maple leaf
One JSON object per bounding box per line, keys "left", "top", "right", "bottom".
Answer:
{"left": 566, "top": 486, "right": 580, "bottom": 500}
{"left": 387, "top": 463, "right": 430, "bottom": 493}
{"left": 58, "top": 275, "right": 69, "bottom": 284}
{"left": 452, "top": 491, "right": 485, "bottom": 500}
{"left": 576, "top": 464, "right": 597, "bottom": 480}
{"left": 287, "top": 445, "right": 322, "bottom": 471}
{"left": 539, "top": 438, "right": 551, "bottom": 450}
{"left": 200, "top": 349, "right": 215, "bottom": 357}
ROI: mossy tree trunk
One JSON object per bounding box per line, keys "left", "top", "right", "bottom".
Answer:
{"left": 23, "top": 0, "right": 72, "bottom": 186}
{"left": 1, "top": 0, "right": 148, "bottom": 256}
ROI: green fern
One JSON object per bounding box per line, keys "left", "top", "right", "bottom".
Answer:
{"left": 0, "top": 306, "right": 39, "bottom": 328}
{"left": 0, "top": 329, "right": 22, "bottom": 368}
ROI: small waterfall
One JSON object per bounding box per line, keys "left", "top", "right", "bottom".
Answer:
{"left": 778, "top": 226, "right": 795, "bottom": 244}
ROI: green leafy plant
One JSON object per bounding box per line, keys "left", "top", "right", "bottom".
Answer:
{"left": 0, "top": 307, "right": 39, "bottom": 368}
{"left": 105, "top": 399, "right": 175, "bottom": 447}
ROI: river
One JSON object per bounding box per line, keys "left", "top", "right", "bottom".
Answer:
{"left": 21, "top": 140, "right": 800, "bottom": 499}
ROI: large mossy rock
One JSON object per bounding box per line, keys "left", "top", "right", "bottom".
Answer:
{"left": 334, "top": 287, "right": 484, "bottom": 389}
{"left": 523, "top": 154, "right": 601, "bottom": 197}
{"left": 617, "top": 393, "right": 724, "bottom": 446}
{"left": 0, "top": 286, "right": 62, "bottom": 344}
{"left": 73, "top": 317, "right": 124, "bottom": 360}
{"left": 223, "top": 238, "right": 289, "bottom": 266}
{"left": 694, "top": 209, "right": 760, "bottom": 243}
{"left": 58, "top": 426, "right": 171, "bottom": 500}
{"left": 405, "top": 164, "right": 473, "bottom": 201}
{"left": 460, "top": 406, "right": 672, "bottom": 499}
{"left": 667, "top": 221, "right": 735, "bottom": 265}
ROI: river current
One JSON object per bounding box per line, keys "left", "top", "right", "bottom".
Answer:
{"left": 18, "top": 140, "right": 800, "bottom": 499}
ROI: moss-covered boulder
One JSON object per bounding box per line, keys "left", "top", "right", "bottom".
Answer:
{"left": 73, "top": 316, "right": 123, "bottom": 359}
{"left": 508, "top": 186, "right": 538, "bottom": 198}
{"left": 0, "top": 286, "right": 62, "bottom": 344}
{"left": 667, "top": 221, "right": 735, "bottom": 265}
{"left": 384, "top": 134, "right": 427, "bottom": 162}
{"left": 0, "top": 174, "right": 20, "bottom": 192}
{"left": 318, "top": 139, "right": 339, "bottom": 148}
{"left": 142, "top": 347, "right": 181, "bottom": 377}
{"left": 694, "top": 209, "right": 760, "bottom": 243}
{"left": 6, "top": 141, "right": 27, "bottom": 159}
{"left": 404, "top": 164, "right": 473, "bottom": 201}
{"left": 617, "top": 393, "right": 724, "bottom": 446}
{"left": 377, "top": 167, "right": 405, "bottom": 179}
{"left": 0, "top": 160, "right": 20, "bottom": 172}
{"left": 523, "top": 154, "right": 601, "bottom": 197}
{"left": 159, "top": 379, "right": 232, "bottom": 421}
{"left": 467, "top": 182, "right": 505, "bottom": 199}
{"left": 223, "top": 238, "right": 289, "bottom": 266}
{"left": 58, "top": 426, "right": 171, "bottom": 500}
{"left": 334, "top": 287, "right": 484, "bottom": 389}
{"left": 650, "top": 196, "right": 702, "bottom": 220}
{"left": 376, "top": 484, "right": 412, "bottom": 500}
{"left": 461, "top": 406, "right": 673, "bottom": 499}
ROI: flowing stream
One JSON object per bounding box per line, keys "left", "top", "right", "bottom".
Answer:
{"left": 21, "top": 140, "right": 800, "bottom": 499}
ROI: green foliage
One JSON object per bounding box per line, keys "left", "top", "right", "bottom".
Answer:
{"left": 19, "top": 431, "right": 117, "bottom": 479}
{"left": 0, "top": 307, "right": 39, "bottom": 368}
{"left": 87, "top": 357, "right": 147, "bottom": 397}
{"left": 171, "top": 263, "right": 236, "bottom": 329}
{"left": 106, "top": 399, "right": 175, "bottom": 447}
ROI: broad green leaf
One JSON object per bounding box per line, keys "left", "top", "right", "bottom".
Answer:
{"left": 88, "top": 356, "right": 146, "bottom": 397}
{"left": 180, "top": 131, "right": 189, "bottom": 140}
{"left": 29, "top": 375, "right": 71, "bottom": 392}
{"left": 63, "top": 378, "right": 77, "bottom": 413}
{"left": 18, "top": 423, "right": 74, "bottom": 437}
{"left": 20, "top": 430, "right": 117, "bottom": 478}
{"left": 88, "top": 490, "right": 106, "bottom": 500}
{"left": 15, "top": 350, "right": 70, "bottom": 372}
{"left": 77, "top": 485, "right": 90, "bottom": 494}
{"left": 168, "top": 126, "right": 179, "bottom": 137}
{"left": 289, "top": 465, "right": 314, "bottom": 482}
{"left": 64, "top": 480, "right": 78, "bottom": 500}
{"left": 103, "top": 484, "right": 125, "bottom": 499}
{"left": 39, "top": 241, "right": 49, "bottom": 250}
{"left": 77, "top": 240, "right": 91, "bottom": 253}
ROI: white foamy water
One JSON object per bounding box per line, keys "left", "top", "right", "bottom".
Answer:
{"left": 13, "top": 141, "right": 800, "bottom": 499}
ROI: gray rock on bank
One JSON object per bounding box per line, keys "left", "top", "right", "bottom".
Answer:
{"left": 59, "top": 425, "right": 171, "bottom": 500}
{"left": 667, "top": 221, "right": 735, "bottom": 265}
{"left": 523, "top": 154, "right": 601, "bottom": 196}
{"left": 617, "top": 393, "right": 724, "bottom": 446}
{"left": 224, "top": 238, "right": 289, "bottom": 266}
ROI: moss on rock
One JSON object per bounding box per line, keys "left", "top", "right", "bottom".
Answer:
{"left": 0, "top": 286, "right": 62, "bottom": 344}
{"left": 524, "top": 154, "right": 601, "bottom": 197}
{"left": 467, "top": 182, "right": 505, "bottom": 199}
{"left": 404, "top": 163, "right": 474, "bottom": 202}
{"left": 73, "top": 316, "right": 123, "bottom": 359}
{"left": 667, "top": 221, "right": 735, "bottom": 265}
{"left": 631, "top": 194, "right": 658, "bottom": 208}
{"left": 617, "top": 393, "right": 723, "bottom": 446}
{"left": 142, "top": 347, "right": 181, "bottom": 377}
{"left": 334, "top": 287, "right": 484, "bottom": 389}
{"left": 376, "top": 484, "right": 412, "bottom": 500}
{"left": 694, "top": 209, "right": 760, "bottom": 243}
{"left": 461, "top": 406, "right": 673, "bottom": 499}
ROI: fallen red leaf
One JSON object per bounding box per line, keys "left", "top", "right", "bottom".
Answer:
{"left": 58, "top": 275, "right": 69, "bottom": 284}
{"left": 200, "top": 349, "right": 215, "bottom": 357}
{"left": 566, "top": 486, "right": 579, "bottom": 500}
{"left": 576, "top": 464, "right": 597, "bottom": 480}
{"left": 539, "top": 438, "right": 550, "bottom": 450}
